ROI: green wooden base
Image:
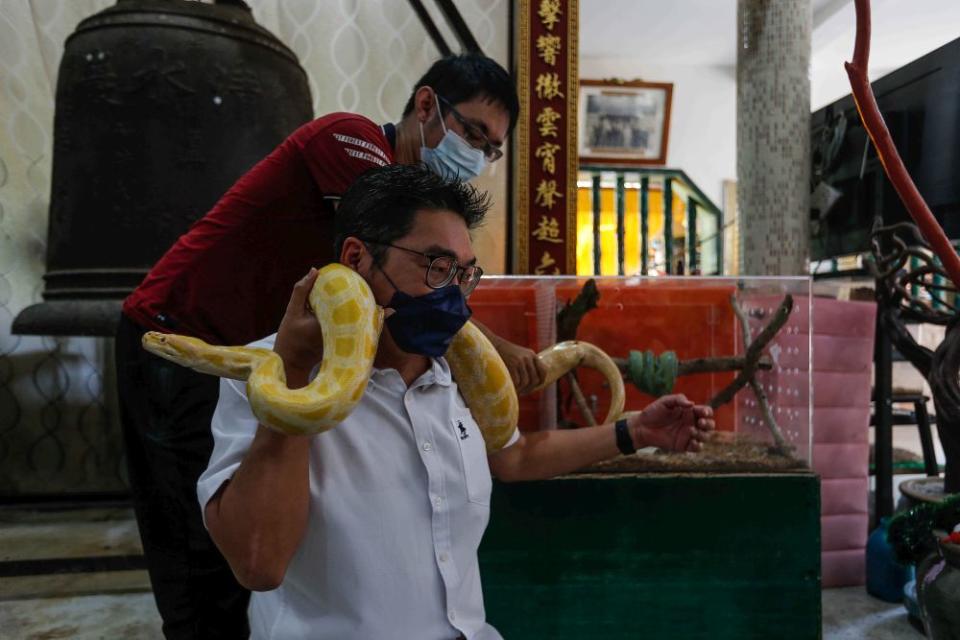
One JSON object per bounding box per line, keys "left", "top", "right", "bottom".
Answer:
{"left": 479, "top": 473, "right": 821, "bottom": 639}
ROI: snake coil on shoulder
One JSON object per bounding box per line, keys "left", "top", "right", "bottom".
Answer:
{"left": 143, "top": 264, "right": 625, "bottom": 450}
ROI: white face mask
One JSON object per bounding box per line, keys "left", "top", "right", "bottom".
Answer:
{"left": 419, "top": 93, "right": 488, "bottom": 182}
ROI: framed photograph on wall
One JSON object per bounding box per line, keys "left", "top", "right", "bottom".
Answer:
{"left": 578, "top": 79, "right": 673, "bottom": 166}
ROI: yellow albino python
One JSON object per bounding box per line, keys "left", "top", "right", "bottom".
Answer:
{"left": 142, "top": 264, "right": 625, "bottom": 450}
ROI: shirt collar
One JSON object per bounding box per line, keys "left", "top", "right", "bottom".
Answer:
{"left": 370, "top": 357, "right": 452, "bottom": 391}
{"left": 381, "top": 122, "right": 397, "bottom": 153}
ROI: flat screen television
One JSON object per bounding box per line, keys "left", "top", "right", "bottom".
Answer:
{"left": 810, "top": 37, "right": 960, "bottom": 262}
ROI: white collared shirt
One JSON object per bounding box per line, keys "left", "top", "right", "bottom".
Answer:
{"left": 197, "top": 333, "right": 518, "bottom": 640}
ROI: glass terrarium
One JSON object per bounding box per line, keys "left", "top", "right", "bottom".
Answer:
{"left": 469, "top": 274, "right": 813, "bottom": 471}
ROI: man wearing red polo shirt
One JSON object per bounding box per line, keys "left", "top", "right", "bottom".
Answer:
{"left": 116, "top": 53, "right": 540, "bottom": 639}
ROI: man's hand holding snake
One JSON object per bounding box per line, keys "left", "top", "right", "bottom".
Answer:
{"left": 274, "top": 268, "right": 325, "bottom": 380}
{"left": 494, "top": 338, "right": 547, "bottom": 395}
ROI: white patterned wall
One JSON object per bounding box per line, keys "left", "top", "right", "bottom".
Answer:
{"left": 0, "top": 0, "right": 509, "bottom": 495}
{"left": 1, "top": 0, "right": 120, "bottom": 494}
{"left": 250, "top": 0, "right": 510, "bottom": 273}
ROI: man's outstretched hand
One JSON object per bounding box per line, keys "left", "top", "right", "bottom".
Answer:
{"left": 628, "top": 394, "right": 715, "bottom": 453}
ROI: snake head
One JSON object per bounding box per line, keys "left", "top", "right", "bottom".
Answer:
{"left": 142, "top": 331, "right": 174, "bottom": 358}
{"left": 142, "top": 331, "right": 202, "bottom": 365}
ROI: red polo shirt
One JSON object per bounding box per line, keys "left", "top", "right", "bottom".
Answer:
{"left": 122, "top": 113, "right": 394, "bottom": 345}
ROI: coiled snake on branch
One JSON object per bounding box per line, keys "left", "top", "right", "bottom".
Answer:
{"left": 142, "top": 264, "right": 625, "bottom": 451}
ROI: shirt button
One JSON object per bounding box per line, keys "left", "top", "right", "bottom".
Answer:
{"left": 449, "top": 610, "right": 456, "bottom": 621}
{"left": 433, "top": 496, "right": 442, "bottom": 509}
{"left": 422, "top": 442, "right": 432, "bottom": 452}
{"left": 439, "top": 552, "right": 449, "bottom": 563}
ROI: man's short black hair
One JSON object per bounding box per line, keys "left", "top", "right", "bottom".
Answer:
{"left": 402, "top": 53, "right": 519, "bottom": 132}
{"left": 334, "top": 164, "right": 490, "bottom": 263}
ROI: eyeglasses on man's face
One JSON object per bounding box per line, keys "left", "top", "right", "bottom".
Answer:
{"left": 362, "top": 239, "right": 484, "bottom": 295}
{"left": 437, "top": 94, "right": 504, "bottom": 163}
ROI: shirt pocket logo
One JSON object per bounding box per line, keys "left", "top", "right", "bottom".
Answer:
{"left": 452, "top": 413, "right": 492, "bottom": 506}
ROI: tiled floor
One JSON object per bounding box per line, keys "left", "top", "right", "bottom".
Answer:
{"left": 1, "top": 584, "right": 925, "bottom": 639}
{"left": 0, "top": 591, "right": 162, "bottom": 639}
{"left": 0, "top": 506, "right": 161, "bottom": 638}
{"left": 822, "top": 587, "right": 923, "bottom": 639}
{"left": 0, "top": 506, "right": 930, "bottom": 639}
{"left": 0, "top": 430, "right": 944, "bottom": 639}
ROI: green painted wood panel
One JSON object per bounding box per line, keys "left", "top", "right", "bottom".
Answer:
{"left": 479, "top": 473, "right": 821, "bottom": 639}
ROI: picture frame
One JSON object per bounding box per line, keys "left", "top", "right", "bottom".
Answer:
{"left": 577, "top": 79, "right": 673, "bottom": 166}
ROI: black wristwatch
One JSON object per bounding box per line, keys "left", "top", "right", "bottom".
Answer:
{"left": 615, "top": 418, "right": 636, "bottom": 455}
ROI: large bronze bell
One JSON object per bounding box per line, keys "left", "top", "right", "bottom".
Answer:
{"left": 13, "top": 0, "right": 313, "bottom": 336}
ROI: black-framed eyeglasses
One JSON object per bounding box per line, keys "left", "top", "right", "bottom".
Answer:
{"left": 362, "top": 239, "right": 484, "bottom": 295}
{"left": 437, "top": 94, "right": 504, "bottom": 163}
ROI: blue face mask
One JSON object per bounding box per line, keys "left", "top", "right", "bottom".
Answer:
{"left": 420, "top": 93, "right": 487, "bottom": 182}
{"left": 385, "top": 285, "right": 472, "bottom": 357}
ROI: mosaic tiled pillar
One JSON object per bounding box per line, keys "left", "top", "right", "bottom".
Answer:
{"left": 736, "top": 0, "right": 811, "bottom": 275}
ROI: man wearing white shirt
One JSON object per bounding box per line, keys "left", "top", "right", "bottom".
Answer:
{"left": 198, "top": 164, "right": 715, "bottom": 639}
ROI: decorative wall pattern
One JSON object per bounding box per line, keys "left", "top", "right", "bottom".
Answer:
{"left": 0, "top": 0, "right": 508, "bottom": 496}
{"left": 1, "top": 0, "right": 118, "bottom": 495}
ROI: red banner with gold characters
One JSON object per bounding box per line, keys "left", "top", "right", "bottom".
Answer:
{"left": 514, "top": 0, "right": 578, "bottom": 274}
